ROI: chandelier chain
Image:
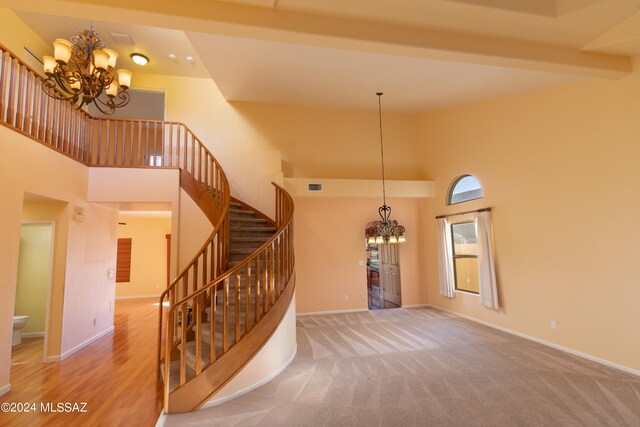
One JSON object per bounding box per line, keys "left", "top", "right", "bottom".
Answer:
{"left": 377, "top": 92, "right": 387, "bottom": 206}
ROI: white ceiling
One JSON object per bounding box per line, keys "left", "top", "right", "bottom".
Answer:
{"left": 9, "top": 0, "right": 640, "bottom": 112}
{"left": 187, "top": 33, "right": 582, "bottom": 112}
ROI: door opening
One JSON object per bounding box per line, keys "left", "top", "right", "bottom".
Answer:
{"left": 365, "top": 224, "right": 402, "bottom": 310}
{"left": 12, "top": 222, "right": 54, "bottom": 365}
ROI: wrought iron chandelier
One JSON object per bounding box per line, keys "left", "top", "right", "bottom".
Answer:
{"left": 367, "top": 93, "right": 406, "bottom": 245}
{"left": 42, "top": 21, "right": 133, "bottom": 115}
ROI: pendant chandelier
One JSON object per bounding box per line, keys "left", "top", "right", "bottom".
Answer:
{"left": 367, "top": 93, "right": 406, "bottom": 245}
{"left": 42, "top": 21, "right": 133, "bottom": 115}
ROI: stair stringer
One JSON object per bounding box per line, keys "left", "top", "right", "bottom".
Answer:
{"left": 166, "top": 271, "right": 296, "bottom": 413}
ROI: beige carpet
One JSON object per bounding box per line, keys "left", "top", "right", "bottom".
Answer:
{"left": 164, "top": 307, "right": 640, "bottom": 426}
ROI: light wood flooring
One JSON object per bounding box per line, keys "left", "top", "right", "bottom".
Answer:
{"left": 1, "top": 298, "right": 163, "bottom": 426}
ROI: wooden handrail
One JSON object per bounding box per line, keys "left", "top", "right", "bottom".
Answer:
{"left": 162, "top": 183, "right": 295, "bottom": 412}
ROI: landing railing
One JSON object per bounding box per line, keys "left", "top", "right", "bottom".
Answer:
{"left": 162, "top": 183, "right": 295, "bottom": 413}
{"left": 0, "top": 44, "right": 92, "bottom": 163}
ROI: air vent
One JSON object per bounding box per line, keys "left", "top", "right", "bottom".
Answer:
{"left": 308, "top": 183, "right": 323, "bottom": 192}
{"left": 110, "top": 33, "right": 135, "bottom": 46}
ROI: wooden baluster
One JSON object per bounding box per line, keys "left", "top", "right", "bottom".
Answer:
{"left": 193, "top": 259, "right": 199, "bottom": 293}
{"left": 6, "top": 57, "right": 16, "bottom": 125}
{"left": 191, "top": 134, "right": 196, "bottom": 178}
{"left": 179, "top": 304, "right": 187, "bottom": 386}
{"left": 183, "top": 128, "right": 188, "bottom": 171}
{"left": 113, "top": 119, "right": 119, "bottom": 164}
{"left": 195, "top": 296, "right": 201, "bottom": 375}
{"left": 105, "top": 119, "right": 111, "bottom": 164}
{"left": 168, "top": 123, "right": 173, "bottom": 167}
{"left": 15, "top": 63, "right": 23, "bottom": 129}
{"left": 145, "top": 121, "right": 150, "bottom": 166}
{"left": 254, "top": 256, "right": 260, "bottom": 323}
{"left": 269, "top": 243, "right": 276, "bottom": 306}
{"left": 33, "top": 79, "right": 42, "bottom": 139}
{"left": 235, "top": 270, "right": 241, "bottom": 342}
{"left": 183, "top": 270, "right": 189, "bottom": 300}
{"left": 129, "top": 120, "right": 134, "bottom": 166}
{"left": 262, "top": 250, "right": 268, "bottom": 315}
{"left": 204, "top": 151, "right": 209, "bottom": 194}
{"left": 97, "top": 119, "right": 102, "bottom": 165}
{"left": 121, "top": 120, "right": 127, "bottom": 166}
{"left": 210, "top": 284, "right": 216, "bottom": 363}
{"left": 24, "top": 69, "right": 32, "bottom": 134}
{"left": 40, "top": 90, "right": 49, "bottom": 143}
{"left": 164, "top": 309, "right": 174, "bottom": 398}
{"left": 0, "top": 51, "right": 8, "bottom": 122}
{"left": 153, "top": 121, "right": 158, "bottom": 167}
{"left": 223, "top": 278, "right": 229, "bottom": 353}
{"left": 245, "top": 263, "right": 251, "bottom": 332}
{"left": 137, "top": 121, "right": 142, "bottom": 166}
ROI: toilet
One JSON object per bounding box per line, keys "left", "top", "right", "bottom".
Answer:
{"left": 12, "top": 315, "right": 29, "bottom": 346}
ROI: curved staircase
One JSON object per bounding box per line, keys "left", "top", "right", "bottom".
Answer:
{"left": 0, "top": 43, "right": 296, "bottom": 415}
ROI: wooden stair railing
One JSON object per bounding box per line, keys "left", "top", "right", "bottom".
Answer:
{"left": 1, "top": 43, "right": 296, "bottom": 414}
{"left": 161, "top": 183, "right": 295, "bottom": 413}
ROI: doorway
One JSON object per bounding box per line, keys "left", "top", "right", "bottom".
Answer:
{"left": 365, "top": 226, "right": 402, "bottom": 310}
{"left": 12, "top": 223, "right": 54, "bottom": 365}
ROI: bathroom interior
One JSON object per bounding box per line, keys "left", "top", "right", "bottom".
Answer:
{"left": 11, "top": 196, "right": 60, "bottom": 367}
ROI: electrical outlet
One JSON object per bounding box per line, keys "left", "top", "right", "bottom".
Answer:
{"left": 358, "top": 259, "right": 365, "bottom": 267}
{"left": 107, "top": 269, "right": 115, "bottom": 280}
{"left": 551, "top": 320, "right": 557, "bottom": 330}
{"left": 343, "top": 294, "right": 349, "bottom": 301}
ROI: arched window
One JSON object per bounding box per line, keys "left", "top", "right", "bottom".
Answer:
{"left": 447, "top": 175, "right": 483, "bottom": 205}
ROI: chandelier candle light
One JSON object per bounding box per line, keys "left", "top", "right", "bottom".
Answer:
{"left": 42, "top": 21, "right": 133, "bottom": 115}
{"left": 367, "top": 92, "right": 406, "bottom": 245}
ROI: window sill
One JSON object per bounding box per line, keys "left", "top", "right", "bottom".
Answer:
{"left": 455, "top": 290, "right": 479, "bottom": 296}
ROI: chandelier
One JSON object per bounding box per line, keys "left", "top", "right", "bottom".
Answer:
{"left": 42, "top": 21, "right": 132, "bottom": 115}
{"left": 367, "top": 93, "right": 406, "bottom": 245}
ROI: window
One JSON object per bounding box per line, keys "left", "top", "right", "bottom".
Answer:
{"left": 147, "top": 150, "right": 163, "bottom": 166}
{"left": 116, "top": 238, "right": 132, "bottom": 283}
{"left": 450, "top": 222, "right": 479, "bottom": 294}
{"left": 448, "top": 175, "right": 483, "bottom": 205}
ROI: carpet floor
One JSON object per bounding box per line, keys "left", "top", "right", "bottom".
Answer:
{"left": 164, "top": 307, "right": 640, "bottom": 426}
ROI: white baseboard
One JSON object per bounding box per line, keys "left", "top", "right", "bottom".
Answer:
{"left": 45, "top": 326, "right": 114, "bottom": 362}
{"left": 22, "top": 332, "right": 45, "bottom": 338}
{"left": 116, "top": 294, "right": 160, "bottom": 300}
{"left": 428, "top": 304, "right": 640, "bottom": 378}
{"left": 0, "top": 383, "right": 10, "bottom": 397}
{"left": 200, "top": 345, "right": 298, "bottom": 409}
{"left": 297, "top": 308, "right": 368, "bottom": 317}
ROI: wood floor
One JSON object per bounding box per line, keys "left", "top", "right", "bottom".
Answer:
{"left": 1, "top": 299, "right": 163, "bottom": 426}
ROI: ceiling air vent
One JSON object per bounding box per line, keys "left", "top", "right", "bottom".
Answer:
{"left": 109, "top": 33, "right": 135, "bottom": 46}
{"left": 307, "top": 183, "right": 323, "bottom": 192}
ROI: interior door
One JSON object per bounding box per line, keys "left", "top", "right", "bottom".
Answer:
{"left": 379, "top": 244, "right": 402, "bottom": 306}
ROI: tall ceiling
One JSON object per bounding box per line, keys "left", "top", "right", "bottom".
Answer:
{"left": 6, "top": 0, "right": 640, "bottom": 112}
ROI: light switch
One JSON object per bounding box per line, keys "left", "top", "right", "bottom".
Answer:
{"left": 107, "top": 269, "right": 116, "bottom": 280}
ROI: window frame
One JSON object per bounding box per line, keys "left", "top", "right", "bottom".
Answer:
{"left": 450, "top": 220, "right": 479, "bottom": 295}
{"left": 447, "top": 174, "right": 483, "bottom": 206}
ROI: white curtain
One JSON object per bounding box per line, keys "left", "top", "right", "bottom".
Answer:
{"left": 475, "top": 210, "right": 499, "bottom": 309}
{"left": 437, "top": 218, "right": 455, "bottom": 298}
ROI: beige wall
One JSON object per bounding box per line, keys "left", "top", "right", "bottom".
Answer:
{"left": 294, "top": 197, "right": 425, "bottom": 313}
{"left": 0, "top": 8, "right": 49, "bottom": 64}
{"left": 418, "top": 65, "right": 640, "bottom": 372}
{"left": 116, "top": 214, "right": 172, "bottom": 298}
{"left": 14, "top": 224, "right": 52, "bottom": 334}
{"left": 131, "top": 73, "right": 423, "bottom": 218}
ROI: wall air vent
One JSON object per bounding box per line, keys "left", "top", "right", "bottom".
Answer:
{"left": 307, "top": 183, "right": 323, "bottom": 192}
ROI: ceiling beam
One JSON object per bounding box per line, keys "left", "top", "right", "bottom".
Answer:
{"left": 0, "top": 0, "right": 631, "bottom": 79}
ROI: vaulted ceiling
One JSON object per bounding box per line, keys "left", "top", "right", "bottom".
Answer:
{"left": 5, "top": 0, "right": 640, "bottom": 111}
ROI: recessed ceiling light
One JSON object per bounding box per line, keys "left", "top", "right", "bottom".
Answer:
{"left": 130, "top": 53, "right": 149, "bottom": 66}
